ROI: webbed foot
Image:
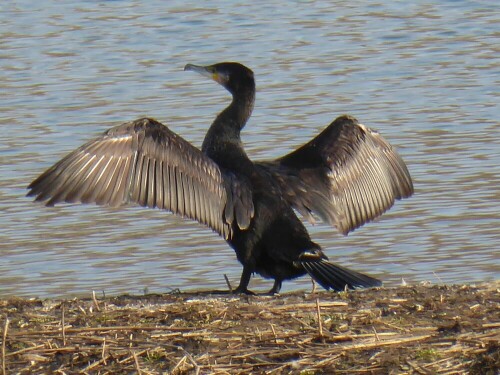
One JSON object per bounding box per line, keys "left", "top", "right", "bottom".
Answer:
{"left": 232, "top": 286, "right": 256, "bottom": 295}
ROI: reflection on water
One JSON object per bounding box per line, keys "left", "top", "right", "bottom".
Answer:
{"left": 1, "top": 1, "right": 498, "bottom": 297}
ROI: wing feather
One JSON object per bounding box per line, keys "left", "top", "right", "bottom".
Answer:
{"left": 259, "top": 115, "right": 413, "bottom": 235}
{"left": 162, "top": 161, "right": 171, "bottom": 210}
{"left": 27, "top": 118, "right": 254, "bottom": 238}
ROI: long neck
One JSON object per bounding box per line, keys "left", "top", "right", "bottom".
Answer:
{"left": 202, "top": 88, "right": 255, "bottom": 168}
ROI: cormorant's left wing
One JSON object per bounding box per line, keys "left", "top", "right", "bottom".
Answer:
{"left": 258, "top": 115, "right": 413, "bottom": 235}
{"left": 27, "top": 118, "right": 254, "bottom": 239}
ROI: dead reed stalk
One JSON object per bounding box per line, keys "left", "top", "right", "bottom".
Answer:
{"left": 1, "top": 316, "right": 9, "bottom": 375}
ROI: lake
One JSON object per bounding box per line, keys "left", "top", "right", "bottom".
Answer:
{"left": 1, "top": 0, "right": 498, "bottom": 297}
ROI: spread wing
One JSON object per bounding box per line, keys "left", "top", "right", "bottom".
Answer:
{"left": 27, "top": 118, "right": 254, "bottom": 239}
{"left": 258, "top": 115, "right": 413, "bottom": 235}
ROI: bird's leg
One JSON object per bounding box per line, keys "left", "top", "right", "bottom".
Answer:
{"left": 233, "top": 267, "right": 255, "bottom": 295}
{"left": 267, "top": 279, "right": 282, "bottom": 295}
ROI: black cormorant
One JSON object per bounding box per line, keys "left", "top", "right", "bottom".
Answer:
{"left": 27, "top": 62, "right": 413, "bottom": 294}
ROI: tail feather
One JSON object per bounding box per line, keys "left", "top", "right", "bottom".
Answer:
{"left": 302, "top": 261, "right": 350, "bottom": 291}
{"left": 302, "top": 260, "right": 382, "bottom": 291}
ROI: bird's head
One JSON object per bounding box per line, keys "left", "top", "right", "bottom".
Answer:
{"left": 184, "top": 62, "right": 255, "bottom": 97}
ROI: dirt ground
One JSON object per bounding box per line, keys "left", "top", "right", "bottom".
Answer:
{"left": 1, "top": 281, "right": 498, "bottom": 374}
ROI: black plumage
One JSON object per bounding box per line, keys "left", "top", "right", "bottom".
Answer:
{"left": 28, "top": 62, "right": 413, "bottom": 294}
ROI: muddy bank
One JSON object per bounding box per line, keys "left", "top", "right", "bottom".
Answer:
{"left": 1, "top": 282, "right": 499, "bottom": 374}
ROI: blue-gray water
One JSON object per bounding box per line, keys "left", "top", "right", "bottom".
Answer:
{"left": 1, "top": 1, "right": 498, "bottom": 298}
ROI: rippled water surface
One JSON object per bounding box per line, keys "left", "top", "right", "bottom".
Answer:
{"left": 1, "top": 1, "right": 498, "bottom": 297}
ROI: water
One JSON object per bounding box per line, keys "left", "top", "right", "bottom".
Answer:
{"left": 1, "top": 1, "right": 498, "bottom": 298}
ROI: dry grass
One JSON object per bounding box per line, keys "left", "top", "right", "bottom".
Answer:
{"left": 1, "top": 282, "right": 499, "bottom": 374}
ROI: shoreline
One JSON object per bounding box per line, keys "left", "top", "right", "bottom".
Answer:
{"left": 1, "top": 282, "right": 499, "bottom": 374}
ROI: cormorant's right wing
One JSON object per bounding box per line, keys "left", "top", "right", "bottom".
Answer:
{"left": 258, "top": 115, "right": 413, "bottom": 235}
{"left": 27, "top": 118, "right": 254, "bottom": 239}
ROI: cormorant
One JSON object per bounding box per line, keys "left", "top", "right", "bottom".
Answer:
{"left": 27, "top": 62, "right": 413, "bottom": 294}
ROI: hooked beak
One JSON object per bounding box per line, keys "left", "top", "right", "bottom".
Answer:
{"left": 184, "top": 63, "right": 228, "bottom": 85}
